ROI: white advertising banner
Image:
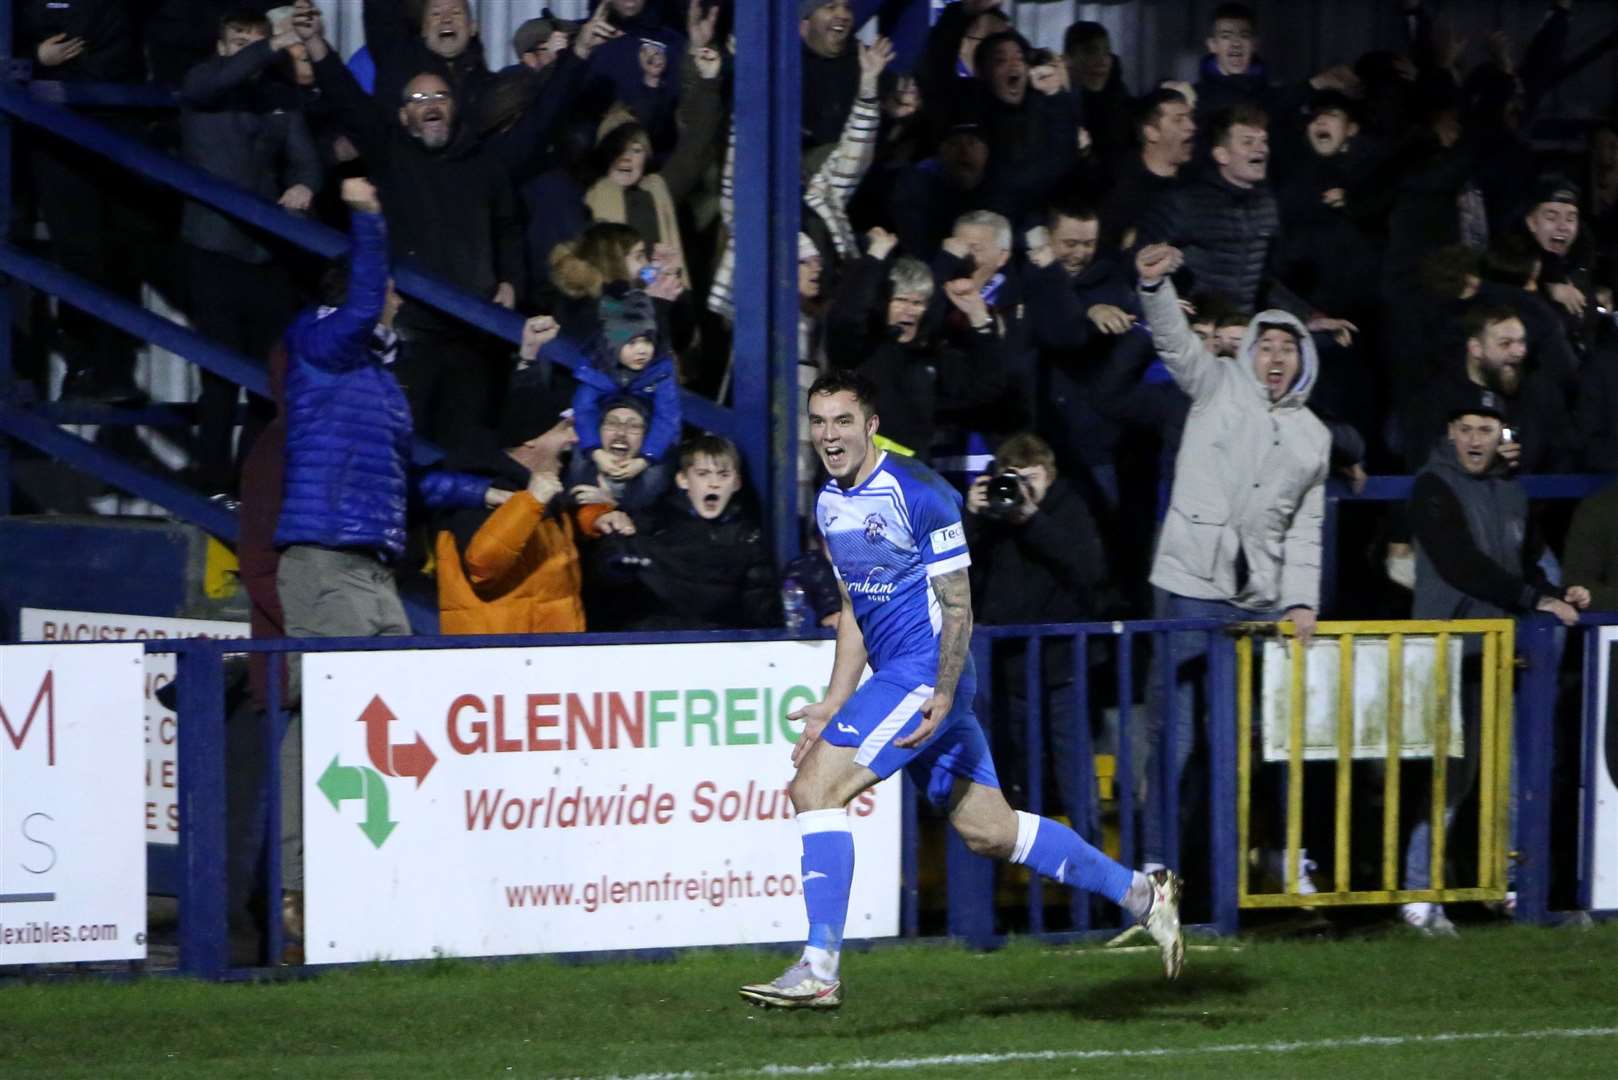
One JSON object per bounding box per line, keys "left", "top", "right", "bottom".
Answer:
{"left": 1, "top": 643, "right": 147, "bottom": 964}
{"left": 19, "top": 608, "right": 249, "bottom": 846}
{"left": 303, "top": 641, "right": 902, "bottom": 964}
{"left": 1261, "top": 636, "right": 1465, "bottom": 762}
{"left": 1592, "top": 628, "right": 1618, "bottom": 910}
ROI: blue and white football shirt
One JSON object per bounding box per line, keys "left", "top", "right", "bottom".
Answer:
{"left": 816, "top": 452, "right": 971, "bottom": 682}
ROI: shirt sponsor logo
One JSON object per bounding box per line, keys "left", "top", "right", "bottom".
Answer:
{"left": 847, "top": 566, "right": 897, "bottom": 602}
{"left": 930, "top": 523, "right": 965, "bottom": 554}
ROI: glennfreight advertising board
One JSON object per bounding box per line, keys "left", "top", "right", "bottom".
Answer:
{"left": 1, "top": 643, "right": 147, "bottom": 964}
{"left": 301, "top": 641, "right": 901, "bottom": 963}
{"left": 19, "top": 608, "right": 249, "bottom": 847}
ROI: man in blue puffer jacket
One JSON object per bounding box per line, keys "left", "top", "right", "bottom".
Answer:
{"left": 274, "top": 178, "right": 495, "bottom": 638}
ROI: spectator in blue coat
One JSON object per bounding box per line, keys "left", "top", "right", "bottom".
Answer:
{"left": 273, "top": 179, "right": 496, "bottom": 639}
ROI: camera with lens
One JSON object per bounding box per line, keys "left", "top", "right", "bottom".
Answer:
{"left": 982, "top": 471, "right": 1026, "bottom": 520}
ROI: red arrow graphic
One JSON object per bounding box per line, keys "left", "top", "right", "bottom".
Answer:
{"left": 391, "top": 733, "right": 437, "bottom": 788}
{"left": 357, "top": 695, "right": 437, "bottom": 787}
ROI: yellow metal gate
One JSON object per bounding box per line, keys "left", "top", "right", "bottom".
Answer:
{"left": 1234, "top": 620, "right": 1515, "bottom": 909}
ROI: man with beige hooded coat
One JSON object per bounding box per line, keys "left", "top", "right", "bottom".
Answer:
{"left": 1133, "top": 242, "right": 1330, "bottom": 873}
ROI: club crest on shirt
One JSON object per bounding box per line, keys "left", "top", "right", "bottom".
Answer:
{"left": 863, "top": 513, "right": 886, "bottom": 541}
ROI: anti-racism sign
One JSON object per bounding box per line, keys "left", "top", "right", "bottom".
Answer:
{"left": 19, "top": 609, "right": 249, "bottom": 847}
{"left": 302, "top": 641, "right": 901, "bottom": 963}
{"left": 1, "top": 643, "right": 146, "bottom": 964}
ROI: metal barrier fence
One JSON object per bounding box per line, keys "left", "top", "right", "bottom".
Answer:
{"left": 1232, "top": 620, "right": 1515, "bottom": 911}
{"left": 129, "top": 620, "right": 1243, "bottom": 978}
{"left": 6, "top": 613, "right": 1592, "bottom": 982}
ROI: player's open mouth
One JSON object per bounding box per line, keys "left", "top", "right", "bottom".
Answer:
{"left": 702, "top": 493, "right": 721, "bottom": 509}
{"left": 823, "top": 446, "right": 845, "bottom": 465}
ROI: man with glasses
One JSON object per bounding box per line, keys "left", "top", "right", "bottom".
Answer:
{"left": 297, "top": 18, "right": 523, "bottom": 452}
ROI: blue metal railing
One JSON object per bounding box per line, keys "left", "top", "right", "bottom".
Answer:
{"left": 135, "top": 620, "right": 1234, "bottom": 979}
{"left": 6, "top": 611, "right": 1592, "bottom": 982}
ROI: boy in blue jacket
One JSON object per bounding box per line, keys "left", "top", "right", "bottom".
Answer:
{"left": 570, "top": 286, "right": 681, "bottom": 485}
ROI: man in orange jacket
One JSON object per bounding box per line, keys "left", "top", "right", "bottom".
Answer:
{"left": 436, "top": 315, "right": 599, "bottom": 634}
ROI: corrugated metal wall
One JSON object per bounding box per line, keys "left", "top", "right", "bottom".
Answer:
{"left": 310, "top": 1, "right": 1615, "bottom": 118}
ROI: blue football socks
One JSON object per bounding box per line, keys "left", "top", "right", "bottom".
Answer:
{"left": 1010, "top": 810, "right": 1136, "bottom": 907}
{"left": 798, "top": 809, "right": 854, "bottom": 979}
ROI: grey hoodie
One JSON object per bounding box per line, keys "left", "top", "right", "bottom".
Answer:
{"left": 1140, "top": 279, "right": 1331, "bottom": 612}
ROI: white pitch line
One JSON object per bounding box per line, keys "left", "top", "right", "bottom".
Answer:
{"left": 580, "top": 1025, "right": 1618, "bottom": 1080}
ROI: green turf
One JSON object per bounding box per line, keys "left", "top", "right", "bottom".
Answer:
{"left": 2, "top": 923, "right": 1615, "bottom": 1079}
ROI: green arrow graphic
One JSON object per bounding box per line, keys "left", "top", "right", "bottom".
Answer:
{"left": 317, "top": 755, "right": 398, "bottom": 848}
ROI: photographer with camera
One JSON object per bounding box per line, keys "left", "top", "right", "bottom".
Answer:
{"left": 965, "top": 433, "right": 1108, "bottom": 824}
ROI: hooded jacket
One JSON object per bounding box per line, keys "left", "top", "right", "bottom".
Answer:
{"left": 1141, "top": 278, "right": 1330, "bottom": 613}
{"left": 1410, "top": 443, "right": 1552, "bottom": 621}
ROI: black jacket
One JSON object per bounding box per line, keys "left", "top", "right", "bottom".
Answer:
{"left": 179, "top": 41, "right": 322, "bottom": 263}
{"left": 1026, "top": 258, "right": 1138, "bottom": 471}
{"left": 1140, "top": 171, "right": 1309, "bottom": 317}
{"left": 1410, "top": 446, "right": 1552, "bottom": 620}
{"left": 311, "top": 49, "right": 523, "bottom": 332}
{"left": 19, "top": 0, "right": 140, "bottom": 83}
{"left": 825, "top": 253, "right": 1005, "bottom": 459}
{"left": 589, "top": 496, "right": 782, "bottom": 632}
{"left": 966, "top": 479, "right": 1107, "bottom": 683}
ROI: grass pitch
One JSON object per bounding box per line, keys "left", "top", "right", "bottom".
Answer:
{"left": 2, "top": 922, "right": 1615, "bottom": 1079}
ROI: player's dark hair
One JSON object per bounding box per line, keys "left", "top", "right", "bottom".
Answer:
{"left": 807, "top": 370, "right": 879, "bottom": 420}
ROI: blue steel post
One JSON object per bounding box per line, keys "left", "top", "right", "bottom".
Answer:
{"left": 1023, "top": 640, "right": 1044, "bottom": 932}
{"left": 1516, "top": 615, "right": 1557, "bottom": 923}
{"left": 176, "top": 641, "right": 230, "bottom": 979}
{"left": 733, "top": 1, "right": 801, "bottom": 569}
{"left": 0, "top": 2, "right": 13, "bottom": 518}
{"left": 1070, "top": 632, "right": 1092, "bottom": 930}
{"left": 1207, "top": 629, "right": 1240, "bottom": 934}
{"left": 265, "top": 652, "right": 286, "bottom": 966}
{"left": 1158, "top": 623, "right": 1179, "bottom": 872}
{"left": 1115, "top": 631, "right": 1136, "bottom": 870}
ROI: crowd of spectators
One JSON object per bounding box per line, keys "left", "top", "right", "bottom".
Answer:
{"left": 9, "top": 0, "right": 1618, "bottom": 650}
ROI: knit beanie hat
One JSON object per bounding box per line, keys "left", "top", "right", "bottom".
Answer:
{"left": 599, "top": 288, "right": 659, "bottom": 359}
{"left": 800, "top": 0, "right": 836, "bottom": 17}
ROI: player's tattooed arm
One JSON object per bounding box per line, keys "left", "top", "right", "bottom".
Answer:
{"left": 897, "top": 568, "right": 973, "bottom": 749}
{"left": 930, "top": 568, "right": 973, "bottom": 702}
